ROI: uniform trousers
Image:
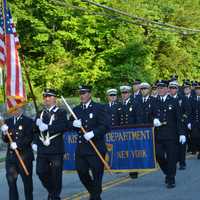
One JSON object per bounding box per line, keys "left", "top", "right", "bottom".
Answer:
{"left": 156, "top": 140, "right": 178, "bottom": 183}
{"left": 6, "top": 154, "right": 33, "bottom": 200}
{"left": 75, "top": 154, "right": 105, "bottom": 200}
{"left": 36, "top": 154, "right": 63, "bottom": 200}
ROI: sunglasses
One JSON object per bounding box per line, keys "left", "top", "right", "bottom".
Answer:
{"left": 109, "top": 94, "right": 117, "bottom": 96}
{"left": 121, "top": 91, "right": 129, "bottom": 94}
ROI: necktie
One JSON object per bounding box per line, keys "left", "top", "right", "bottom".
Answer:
{"left": 83, "top": 104, "right": 86, "bottom": 110}
{"left": 14, "top": 116, "right": 21, "bottom": 125}
{"left": 45, "top": 109, "right": 50, "bottom": 113}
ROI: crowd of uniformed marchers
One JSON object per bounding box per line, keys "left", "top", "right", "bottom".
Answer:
{"left": 1, "top": 76, "right": 200, "bottom": 200}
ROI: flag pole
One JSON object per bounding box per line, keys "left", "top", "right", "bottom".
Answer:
{"left": 0, "top": 117, "right": 29, "bottom": 175}
{"left": 21, "top": 51, "right": 38, "bottom": 113}
{"left": 1, "top": 65, "right": 6, "bottom": 103}
{"left": 61, "top": 96, "right": 112, "bottom": 174}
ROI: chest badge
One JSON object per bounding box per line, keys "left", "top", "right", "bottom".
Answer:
{"left": 89, "top": 113, "right": 93, "bottom": 119}
{"left": 168, "top": 106, "right": 172, "bottom": 110}
{"left": 18, "top": 125, "right": 23, "bottom": 130}
{"left": 129, "top": 107, "right": 132, "bottom": 112}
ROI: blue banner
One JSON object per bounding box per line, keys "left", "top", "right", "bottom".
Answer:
{"left": 63, "top": 126, "right": 156, "bottom": 172}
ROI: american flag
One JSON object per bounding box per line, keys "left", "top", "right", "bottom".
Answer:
{"left": 0, "top": 9, "right": 5, "bottom": 67}
{"left": 8, "top": 9, "right": 20, "bottom": 49}
{"left": 3, "top": 0, "right": 26, "bottom": 111}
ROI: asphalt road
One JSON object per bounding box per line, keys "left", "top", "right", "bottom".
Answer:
{"left": 0, "top": 154, "right": 199, "bottom": 200}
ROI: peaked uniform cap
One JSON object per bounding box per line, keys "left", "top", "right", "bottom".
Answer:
{"left": 120, "top": 85, "right": 131, "bottom": 92}
{"left": 133, "top": 79, "right": 141, "bottom": 85}
{"left": 79, "top": 85, "right": 92, "bottom": 92}
{"left": 140, "top": 82, "right": 151, "bottom": 89}
{"left": 169, "top": 81, "right": 179, "bottom": 88}
{"left": 106, "top": 89, "right": 117, "bottom": 95}
{"left": 157, "top": 80, "right": 168, "bottom": 87}
{"left": 183, "top": 80, "right": 191, "bottom": 87}
{"left": 43, "top": 88, "right": 57, "bottom": 97}
{"left": 192, "top": 81, "right": 198, "bottom": 87}
{"left": 195, "top": 82, "right": 200, "bottom": 89}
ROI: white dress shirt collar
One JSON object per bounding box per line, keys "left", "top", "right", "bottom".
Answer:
{"left": 83, "top": 100, "right": 92, "bottom": 109}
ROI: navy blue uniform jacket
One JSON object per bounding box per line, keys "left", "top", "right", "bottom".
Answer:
{"left": 72, "top": 101, "right": 110, "bottom": 156}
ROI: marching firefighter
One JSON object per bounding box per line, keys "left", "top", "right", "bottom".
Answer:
{"left": 119, "top": 85, "right": 138, "bottom": 179}
{"left": 153, "top": 80, "right": 185, "bottom": 188}
{"left": 135, "top": 82, "right": 156, "bottom": 125}
{"left": 168, "top": 80, "right": 191, "bottom": 170}
{"left": 34, "top": 88, "right": 69, "bottom": 200}
{"left": 189, "top": 83, "right": 200, "bottom": 159}
{"left": 71, "top": 85, "right": 110, "bottom": 200}
{"left": 1, "top": 105, "right": 34, "bottom": 200}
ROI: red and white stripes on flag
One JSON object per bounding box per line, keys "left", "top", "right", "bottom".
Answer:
{"left": 4, "top": 7, "right": 26, "bottom": 111}
{"left": 0, "top": 10, "right": 5, "bottom": 66}
{"left": 8, "top": 9, "right": 20, "bottom": 49}
{"left": 5, "top": 38, "right": 26, "bottom": 99}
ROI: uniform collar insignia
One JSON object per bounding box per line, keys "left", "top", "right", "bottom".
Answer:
{"left": 52, "top": 106, "right": 59, "bottom": 112}
{"left": 48, "top": 105, "right": 57, "bottom": 112}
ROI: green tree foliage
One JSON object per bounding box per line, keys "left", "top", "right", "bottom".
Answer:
{"left": 3, "top": 0, "right": 200, "bottom": 100}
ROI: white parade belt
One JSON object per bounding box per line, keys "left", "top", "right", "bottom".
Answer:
{"left": 39, "top": 132, "right": 61, "bottom": 146}
{"left": 39, "top": 109, "right": 61, "bottom": 146}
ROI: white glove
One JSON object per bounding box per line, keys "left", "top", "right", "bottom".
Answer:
{"left": 32, "top": 144, "right": 38, "bottom": 152}
{"left": 10, "top": 142, "right": 17, "bottom": 150}
{"left": 43, "top": 138, "right": 50, "bottom": 146}
{"left": 73, "top": 119, "right": 82, "bottom": 128}
{"left": 153, "top": 118, "right": 162, "bottom": 127}
{"left": 83, "top": 131, "right": 94, "bottom": 141}
{"left": 36, "top": 118, "right": 43, "bottom": 127}
{"left": 1, "top": 124, "right": 8, "bottom": 135}
{"left": 187, "top": 123, "right": 191, "bottom": 130}
{"left": 179, "top": 135, "right": 186, "bottom": 144}
{"left": 39, "top": 122, "right": 48, "bottom": 132}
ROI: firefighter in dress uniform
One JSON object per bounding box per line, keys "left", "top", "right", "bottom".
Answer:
{"left": 182, "top": 80, "right": 194, "bottom": 153}
{"left": 119, "top": 85, "right": 138, "bottom": 179}
{"left": 130, "top": 79, "right": 142, "bottom": 102}
{"left": 188, "top": 83, "right": 200, "bottom": 159}
{"left": 1, "top": 105, "right": 34, "bottom": 200}
{"left": 34, "top": 89, "right": 69, "bottom": 200}
{"left": 151, "top": 81, "right": 159, "bottom": 98}
{"left": 135, "top": 82, "right": 156, "bottom": 125}
{"left": 153, "top": 80, "right": 186, "bottom": 188}
{"left": 168, "top": 80, "right": 191, "bottom": 170}
{"left": 71, "top": 85, "right": 109, "bottom": 200}
{"left": 104, "top": 88, "right": 121, "bottom": 127}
